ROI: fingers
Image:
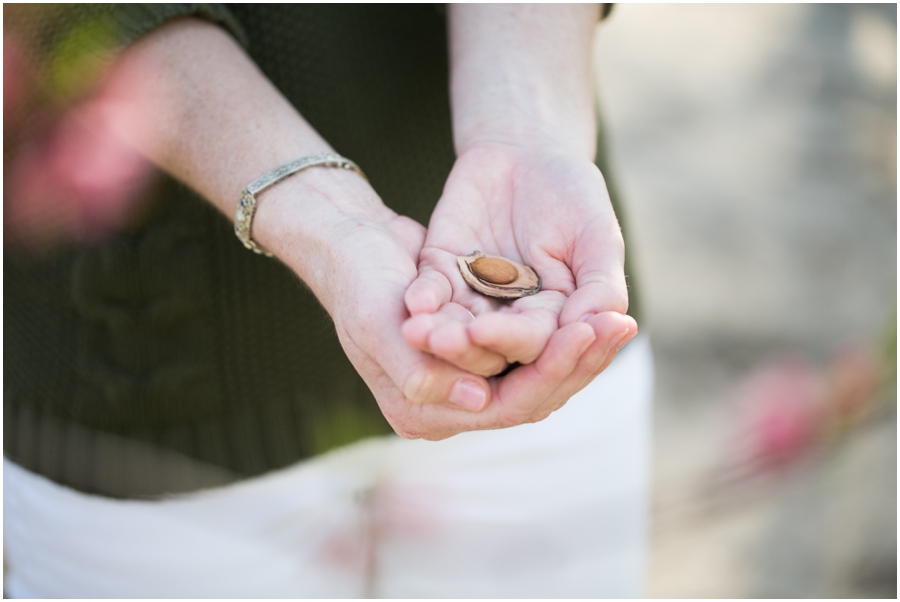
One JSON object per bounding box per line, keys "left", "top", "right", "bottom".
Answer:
{"left": 556, "top": 212, "right": 629, "bottom": 326}
{"left": 351, "top": 296, "right": 494, "bottom": 417}
{"left": 396, "top": 321, "right": 597, "bottom": 438}
{"left": 557, "top": 278, "right": 629, "bottom": 327}
{"left": 404, "top": 266, "right": 453, "bottom": 316}
{"left": 385, "top": 289, "right": 636, "bottom": 439}
{"left": 390, "top": 312, "right": 635, "bottom": 439}
{"left": 402, "top": 304, "right": 509, "bottom": 377}
{"left": 402, "top": 302, "right": 474, "bottom": 349}
{"left": 526, "top": 311, "right": 638, "bottom": 422}
{"left": 399, "top": 255, "right": 634, "bottom": 433}
{"left": 467, "top": 309, "right": 558, "bottom": 365}
{"left": 479, "top": 321, "right": 597, "bottom": 426}
{"left": 428, "top": 320, "right": 509, "bottom": 377}
{"left": 403, "top": 283, "right": 564, "bottom": 375}
{"left": 400, "top": 354, "right": 491, "bottom": 412}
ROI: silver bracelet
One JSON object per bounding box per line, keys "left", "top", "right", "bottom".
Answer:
{"left": 234, "top": 152, "right": 367, "bottom": 257}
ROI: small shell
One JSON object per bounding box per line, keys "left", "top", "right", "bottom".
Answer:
{"left": 457, "top": 251, "right": 541, "bottom": 299}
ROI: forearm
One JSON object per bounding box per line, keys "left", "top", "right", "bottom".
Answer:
{"left": 448, "top": 4, "right": 601, "bottom": 159}
{"left": 100, "top": 18, "right": 390, "bottom": 305}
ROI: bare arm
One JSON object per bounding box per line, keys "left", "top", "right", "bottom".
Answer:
{"left": 104, "top": 19, "right": 389, "bottom": 310}
{"left": 403, "top": 4, "right": 635, "bottom": 424}
{"left": 449, "top": 3, "right": 600, "bottom": 159}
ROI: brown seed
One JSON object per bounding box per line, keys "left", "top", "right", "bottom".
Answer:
{"left": 457, "top": 251, "right": 541, "bottom": 300}
{"left": 470, "top": 256, "right": 519, "bottom": 285}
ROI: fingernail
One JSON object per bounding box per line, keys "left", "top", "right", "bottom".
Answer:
{"left": 613, "top": 330, "right": 632, "bottom": 351}
{"left": 578, "top": 313, "right": 595, "bottom": 323}
{"left": 448, "top": 380, "right": 487, "bottom": 412}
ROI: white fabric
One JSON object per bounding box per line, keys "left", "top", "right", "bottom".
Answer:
{"left": 4, "top": 335, "right": 653, "bottom": 599}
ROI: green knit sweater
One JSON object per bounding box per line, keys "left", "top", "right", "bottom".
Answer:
{"left": 4, "top": 4, "right": 637, "bottom": 498}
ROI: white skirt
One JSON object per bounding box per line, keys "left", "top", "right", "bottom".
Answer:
{"left": 4, "top": 336, "right": 653, "bottom": 599}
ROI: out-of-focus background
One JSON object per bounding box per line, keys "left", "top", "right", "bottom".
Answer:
{"left": 3, "top": 4, "right": 895, "bottom": 597}
{"left": 595, "top": 4, "right": 896, "bottom": 598}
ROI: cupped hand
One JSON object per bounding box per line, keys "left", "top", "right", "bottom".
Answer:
{"left": 266, "top": 169, "right": 610, "bottom": 440}
{"left": 402, "top": 142, "right": 638, "bottom": 423}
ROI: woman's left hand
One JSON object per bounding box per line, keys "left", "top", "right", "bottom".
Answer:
{"left": 402, "top": 142, "right": 637, "bottom": 424}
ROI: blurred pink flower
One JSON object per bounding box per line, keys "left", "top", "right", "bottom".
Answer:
{"left": 727, "top": 340, "right": 885, "bottom": 477}
{"left": 735, "top": 355, "right": 828, "bottom": 471}
{"left": 6, "top": 98, "right": 155, "bottom": 246}
{"left": 4, "top": 36, "right": 169, "bottom": 249}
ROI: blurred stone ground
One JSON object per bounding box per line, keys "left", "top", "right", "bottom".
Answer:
{"left": 595, "top": 4, "right": 897, "bottom": 598}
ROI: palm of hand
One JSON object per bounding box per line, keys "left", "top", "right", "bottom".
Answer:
{"left": 402, "top": 144, "right": 636, "bottom": 421}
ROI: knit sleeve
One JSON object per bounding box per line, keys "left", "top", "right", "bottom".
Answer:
{"left": 432, "top": 4, "right": 614, "bottom": 21}
{"left": 102, "top": 4, "right": 248, "bottom": 48}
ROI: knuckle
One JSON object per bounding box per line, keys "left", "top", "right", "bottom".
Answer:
{"left": 402, "top": 365, "right": 439, "bottom": 404}
{"left": 520, "top": 351, "right": 542, "bottom": 366}
{"left": 485, "top": 360, "right": 512, "bottom": 378}
{"left": 431, "top": 337, "right": 464, "bottom": 363}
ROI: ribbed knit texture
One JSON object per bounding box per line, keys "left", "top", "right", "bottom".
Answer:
{"left": 4, "top": 4, "right": 638, "bottom": 498}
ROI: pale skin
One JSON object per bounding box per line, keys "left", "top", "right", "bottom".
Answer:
{"left": 87, "top": 4, "right": 635, "bottom": 440}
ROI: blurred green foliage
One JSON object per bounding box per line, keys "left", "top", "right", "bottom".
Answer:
{"left": 45, "top": 17, "right": 118, "bottom": 102}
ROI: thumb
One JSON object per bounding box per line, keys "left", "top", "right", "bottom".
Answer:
{"left": 558, "top": 277, "right": 630, "bottom": 327}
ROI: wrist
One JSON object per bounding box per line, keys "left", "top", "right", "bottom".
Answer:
{"left": 453, "top": 137, "right": 593, "bottom": 171}
{"left": 250, "top": 165, "right": 394, "bottom": 307}
{"left": 454, "top": 114, "right": 596, "bottom": 160}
